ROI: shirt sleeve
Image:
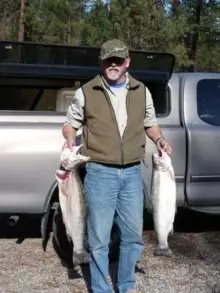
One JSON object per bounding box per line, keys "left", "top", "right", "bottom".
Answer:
{"left": 144, "top": 86, "right": 158, "bottom": 128}
{"left": 63, "top": 88, "right": 85, "bottom": 129}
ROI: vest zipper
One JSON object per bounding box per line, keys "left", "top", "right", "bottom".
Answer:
{"left": 122, "top": 88, "right": 130, "bottom": 139}
{"left": 102, "top": 89, "right": 124, "bottom": 165}
{"left": 120, "top": 140, "right": 124, "bottom": 165}
{"left": 120, "top": 89, "right": 131, "bottom": 165}
{"left": 87, "top": 124, "right": 89, "bottom": 150}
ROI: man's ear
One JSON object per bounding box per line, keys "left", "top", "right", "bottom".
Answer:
{"left": 125, "top": 57, "right": 131, "bottom": 68}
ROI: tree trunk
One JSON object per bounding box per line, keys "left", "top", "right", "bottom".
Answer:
{"left": 190, "top": 0, "right": 202, "bottom": 71}
{"left": 171, "top": 0, "right": 180, "bottom": 17}
{"left": 18, "top": 0, "right": 26, "bottom": 41}
{"left": 155, "top": 0, "right": 164, "bottom": 8}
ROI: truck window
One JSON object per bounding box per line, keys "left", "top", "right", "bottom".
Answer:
{"left": 0, "top": 77, "right": 170, "bottom": 116}
{"left": 197, "top": 79, "right": 220, "bottom": 126}
{"left": 142, "top": 81, "right": 170, "bottom": 117}
{"left": 0, "top": 78, "right": 83, "bottom": 112}
{"left": 0, "top": 87, "right": 57, "bottom": 111}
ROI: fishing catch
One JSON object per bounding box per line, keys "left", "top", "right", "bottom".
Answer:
{"left": 55, "top": 145, "right": 91, "bottom": 265}
{"left": 151, "top": 150, "right": 176, "bottom": 257}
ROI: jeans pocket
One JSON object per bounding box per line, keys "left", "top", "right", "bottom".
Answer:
{"left": 86, "top": 162, "right": 103, "bottom": 172}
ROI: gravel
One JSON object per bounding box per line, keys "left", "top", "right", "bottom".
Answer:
{"left": 0, "top": 210, "right": 220, "bottom": 293}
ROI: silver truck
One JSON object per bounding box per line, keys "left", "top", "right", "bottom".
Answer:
{"left": 0, "top": 40, "right": 220, "bottom": 243}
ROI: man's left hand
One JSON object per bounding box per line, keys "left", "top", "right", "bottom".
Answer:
{"left": 156, "top": 137, "right": 172, "bottom": 156}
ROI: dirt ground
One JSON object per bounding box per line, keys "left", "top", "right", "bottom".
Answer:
{"left": 1, "top": 209, "right": 220, "bottom": 293}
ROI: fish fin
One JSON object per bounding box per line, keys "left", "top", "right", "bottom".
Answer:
{"left": 168, "top": 167, "right": 175, "bottom": 182}
{"left": 72, "top": 251, "right": 91, "bottom": 265}
{"left": 154, "top": 246, "right": 172, "bottom": 257}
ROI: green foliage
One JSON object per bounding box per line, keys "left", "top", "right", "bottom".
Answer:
{"left": 81, "top": 0, "right": 113, "bottom": 46}
{"left": 0, "top": 0, "right": 20, "bottom": 40}
{"left": 25, "top": 0, "right": 85, "bottom": 44}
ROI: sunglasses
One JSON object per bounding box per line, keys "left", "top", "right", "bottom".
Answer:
{"left": 104, "top": 57, "right": 126, "bottom": 66}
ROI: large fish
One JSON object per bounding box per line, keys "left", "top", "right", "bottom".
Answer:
{"left": 151, "top": 150, "right": 176, "bottom": 257}
{"left": 55, "top": 145, "right": 91, "bottom": 265}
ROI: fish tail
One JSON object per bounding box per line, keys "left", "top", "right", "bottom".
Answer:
{"left": 154, "top": 246, "right": 172, "bottom": 257}
{"left": 72, "top": 251, "right": 92, "bottom": 265}
{"left": 155, "top": 228, "right": 169, "bottom": 248}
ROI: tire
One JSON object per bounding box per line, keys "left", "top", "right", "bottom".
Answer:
{"left": 52, "top": 203, "right": 73, "bottom": 268}
{"left": 52, "top": 203, "right": 120, "bottom": 265}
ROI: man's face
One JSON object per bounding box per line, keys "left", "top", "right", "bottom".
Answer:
{"left": 100, "top": 57, "right": 130, "bottom": 82}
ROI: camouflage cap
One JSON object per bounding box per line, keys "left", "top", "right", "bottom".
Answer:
{"left": 99, "top": 39, "right": 129, "bottom": 60}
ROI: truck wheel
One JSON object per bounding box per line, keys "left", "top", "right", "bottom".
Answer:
{"left": 52, "top": 203, "right": 73, "bottom": 268}
{"left": 52, "top": 203, "right": 120, "bottom": 265}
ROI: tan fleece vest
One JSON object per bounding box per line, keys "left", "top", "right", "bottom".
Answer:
{"left": 81, "top": 74, "right": 146, "bottom": 165}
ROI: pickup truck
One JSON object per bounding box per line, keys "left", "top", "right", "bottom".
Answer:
{"left": 0, "top": 40, "right": 220, "bottom": 244}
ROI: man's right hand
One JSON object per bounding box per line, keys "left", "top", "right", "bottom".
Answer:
{"left": 62, "top": 138, "right": 74, "bottom": 151}
{"left": 62, "top": 125, "right": 77, "bottom": 151}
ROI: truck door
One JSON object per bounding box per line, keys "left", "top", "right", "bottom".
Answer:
{"left": 184, "top": 75, "right": 220, "bottom": 207}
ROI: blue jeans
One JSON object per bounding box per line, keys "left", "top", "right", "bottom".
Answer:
{"left": 84, "top": 162, "right": 144, "bottom": 293}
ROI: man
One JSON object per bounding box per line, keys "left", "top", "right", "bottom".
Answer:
{"left": 62, "top": 39, "right": 172, "bottom": 293}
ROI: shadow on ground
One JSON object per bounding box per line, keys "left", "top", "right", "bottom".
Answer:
{"left": 143, "top": 207, "right": 220, "bottom": 233}
{"left": 143, "top": 208, "right": 220, "bottom": 262}
{"left": 1, "top": 208, "right": 220, "bottom": 290}
{"left": 0, "top": 214, "right": 42, "bottom": 240}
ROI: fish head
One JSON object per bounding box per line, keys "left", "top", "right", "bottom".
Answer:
{"left": 152, "top": 150, "right": 172, "bottom": 171}
{"left": 152, "top": 150, "right": 175, "bottom": 181}
{"left": 61, "top": 144, "right": 90, "bottom": 170}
